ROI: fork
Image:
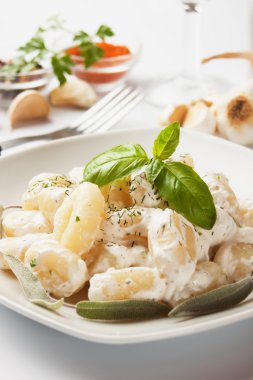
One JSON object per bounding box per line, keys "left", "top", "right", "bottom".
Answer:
{"left": 0, "top": 85, "right": 143, "bottom": 153}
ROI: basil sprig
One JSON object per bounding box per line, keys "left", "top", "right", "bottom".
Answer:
{"left": 83, "top": 123, "right": 216, "bottom": 229}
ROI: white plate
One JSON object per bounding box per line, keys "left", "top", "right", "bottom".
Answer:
{"left": 1, "top": 128, "right": 253, "bottom": 345}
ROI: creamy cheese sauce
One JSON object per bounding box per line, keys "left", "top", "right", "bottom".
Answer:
{"left": 1, "top": 162, "right": 253, "bottom": 302}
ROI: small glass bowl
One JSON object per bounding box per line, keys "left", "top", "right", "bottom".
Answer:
{"left": 0, "top": 67, "right": 52, "bottom": 108}
{"left": 67, "top": 39, "right": 141, "bottom": 92}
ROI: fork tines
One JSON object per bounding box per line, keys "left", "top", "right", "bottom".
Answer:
{"left": 70, "top": 85, "right": 143, "bottom": 134}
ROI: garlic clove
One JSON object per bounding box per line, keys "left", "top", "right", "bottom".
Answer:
{"left": 213, "top": 81, "right": 253, "bottom": 145}
{"left": 50, "top": 79, "right": 98, "bottom": 109}
{"left": 160, "top": 104, "right": 188, "bottom": 126}
{"left": 183, "top": 100, "right": 216, "bottom": 135}
{"left": 8, "top": 90, "right": 50, "bottom": 128}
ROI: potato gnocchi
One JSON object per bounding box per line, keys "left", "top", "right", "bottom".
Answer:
{"left": 1, "top": 156, "right": 253, "bottom": 304}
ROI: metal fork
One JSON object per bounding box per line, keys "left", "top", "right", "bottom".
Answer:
{"left": 0, "top": 85, "right": 143, "bottom": 153}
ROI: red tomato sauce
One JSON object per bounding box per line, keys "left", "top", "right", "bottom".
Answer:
{"left": 66, "top": 42, "right": 131, "bottom": 84}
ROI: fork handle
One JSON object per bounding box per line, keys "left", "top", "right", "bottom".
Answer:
{"left": 0, "top": 128, "right": 72, "bottom": 153}
{"left": 0, "top": 134, "right": 52, "bottom": 152}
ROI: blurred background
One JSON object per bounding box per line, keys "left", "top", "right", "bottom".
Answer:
{"left": 1, "top": 0, "right": 253, "bottom": 143}
{"left": 1, "top": 0, "right": 253, "bottom": 84}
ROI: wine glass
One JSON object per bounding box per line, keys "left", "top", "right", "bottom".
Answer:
{"left": 145, "top": 0, "right": 230, "bottom": 108}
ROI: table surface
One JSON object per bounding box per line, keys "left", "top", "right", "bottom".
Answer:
{"left": 1, "top": 1, "right": 253, "bottom": 379}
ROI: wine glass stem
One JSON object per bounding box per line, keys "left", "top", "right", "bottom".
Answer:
{"left": 181, "top": 2, "right": 202, "bottom": 79}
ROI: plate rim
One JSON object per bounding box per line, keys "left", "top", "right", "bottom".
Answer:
{"left": 1, "top": 291, "right": 253, "bottom": 345}
{"left": 1, "top": 127, "right": 253, "bottom": 162}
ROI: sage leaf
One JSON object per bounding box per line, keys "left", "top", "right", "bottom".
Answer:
{"left": 4, "top": 254, "right": 63, "bottom": 310}
{"left": 146, "top": 159, "right": 216, "bottom": 229}
{"left": 76, "top": 299, "right": 172, "bottom": 320}
{"left": 152, "top": 123, "right": 180, "bottom": 160}
{"left": 83, "top": 144, "right": 149, "bottom": 187}
{"left": 169, "top": 277, "right": 253, "bottom": 318}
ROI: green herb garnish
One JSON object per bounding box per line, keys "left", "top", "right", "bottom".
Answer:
{"left": 83, "top": 123, "right": 217, "bottom": 229}
{"left": 146, "top": 159, "right": 216, "bottom": 229}
{"left": 76, "top": 299, "right": 172, "bottom": 321}
{"left": 4, "top": 254, "right": 63, "bottom": 311}
{"left": 75, "top": 215, "right": 80, "bottom": 222}
{"left": 169, "top": 277, "right": 253, "bottom": 318}
{"left": 51, "top": 53, "right": 74, "bottom": 85}
{"left": 75, "top": 278, "right": 253, "bottom": 321}
{"left": 0, "top": 16, "right": 114, "bottom": 84}
{"left": 72, "top": 25, "right": 114, "bottom": 67}
{"left": 96, "top": 25, "right": 115, "bottom": 41}
{"left": 83, "top": 143, "right": 149, "bottom": 187}
{"left": 30, "top": 258, "right": 37, "bottom": 268}
{"left": 152, "top": 121, "right": 180, "bottom": 160}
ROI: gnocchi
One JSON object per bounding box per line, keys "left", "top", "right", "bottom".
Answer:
{"left": 0, "top": 233, "right": 50, "bottom": 270}
{"left": 3, "top": 210, "right": 51, "bottom": 237}
{"left": 24, "top": 239, "right": 88, "bottom": 298}
{"left": 22, "top": 173, "right": 74, "bottom": 210}
{"left": 54, "top": 182, "right": 105, "bottom": 255}
{"left": 88, "top": 267, "right": 166, "bottom": 301}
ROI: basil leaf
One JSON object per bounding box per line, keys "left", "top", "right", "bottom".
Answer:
{"left": 146, "top": 159, "right": 216, "bottom": 229}
{"left": 83, "top": 144, "right": 149, "bottom": 187}
{"left": 169, "top": 277, "right": 253, "bottom": 318}
{"left": 152, "top": 122, "right": 180, "bottom": 160}
{"left": 76, "top": 299, "right": 172, "bottom": 320}
{"left": 4, "top": 254, "right": 63, "bottom": 311}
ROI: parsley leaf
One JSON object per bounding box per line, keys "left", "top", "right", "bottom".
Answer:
{"left": 0, "top": 56, "right": 39, "bottom": 79}
{"left": 30, "top": 258, "right": 37, "bottom": 268}
{"left": 18, "top": 36, "right": 47, "bottom": 56}
{"left": 73, "top": 30, "right": 90, "bottom": 44}
{"left": 80, "top": 44, "right": 104, "bottom": 68}
{"left": 73, "top": 30, "right": 104, "bottom": 68}
{"left": 96, "top": 25, "right": 115, "bottom": 41}
{"left": 51, "top": 53, "right": 74, "bottom": 85}
{"left": 0, "top": 19, "right": 115, "bottom": 83}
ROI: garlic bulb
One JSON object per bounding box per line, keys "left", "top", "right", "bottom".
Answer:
{"left": 213, "top": 81, "right": 253, "bottom": 145}
{"left": 183, "top": 100, "right": 216, "bottom": 135}
{"left": 160, "top": 99, "right": 215, "bottom": 135}
{"left": 50, "top": 79, "right": 98, "bottom": 109}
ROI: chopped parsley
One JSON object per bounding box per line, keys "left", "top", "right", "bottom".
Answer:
{"left": 30, "top": 258, "right": 37, "bottom": 268}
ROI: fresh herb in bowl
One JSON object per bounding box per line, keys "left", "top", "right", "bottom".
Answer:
{"left": 0, "top": 15, "right": 129, "bottom": 86}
